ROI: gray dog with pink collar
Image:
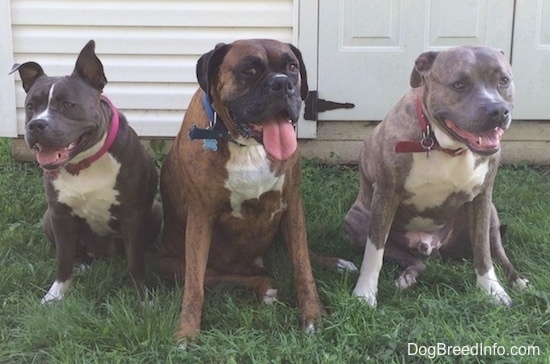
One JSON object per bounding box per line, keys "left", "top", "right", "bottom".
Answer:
{"left": 345, "top": 46, "right": 528, "bottom": 307}
{"left": 11, "top": 40, "right": 161, "bottom": 302}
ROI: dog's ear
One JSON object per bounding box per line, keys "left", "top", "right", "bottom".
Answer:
{"left": 288, "top": 44, "right": 309, "bottom": 100}
{"left": 10, "top": 62, "right": 46, "bottom": 93}
{"left": 72, "top": 40, "right": 108, "bottom": 91}
{"left": 410, "top": 51, "right": 439, "bottom": 88}
{"left": 196, "top": 43, "right": 230, "bottom": 101}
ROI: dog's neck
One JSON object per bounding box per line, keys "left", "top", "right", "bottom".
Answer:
{"left": 65, "top": 96, "right": 120, "bottom": 173}
{"left": 187, "top": 92, "right": 246, "bottom": 151}
{"left": 394, "top": 94, "right": 467, "bottom": 157}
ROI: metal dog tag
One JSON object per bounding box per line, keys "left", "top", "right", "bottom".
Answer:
{"left": 203, "top": 139, "right": 218, "bottom": 151}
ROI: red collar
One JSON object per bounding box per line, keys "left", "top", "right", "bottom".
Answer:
{"left": 64, "top": 96, "right": 120, "bottom": 174}
{"left": 395, "top": 94, "right": 466, "bottom": 157}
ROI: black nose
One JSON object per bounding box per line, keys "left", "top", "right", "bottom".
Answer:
{"left": 485, "top": 103, "right": 510, "bottom": 126}
{"left": 27, "top": 119, "right": 48, "bottom": 134}
{"left": 268, "top": 75, "right": 295, "bottom": 95}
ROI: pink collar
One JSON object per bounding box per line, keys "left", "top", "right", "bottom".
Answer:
{"left": 65, "top": 96, "right": 120, "bottom": 174}
{"left": 395, "top": 94, "right": 466, "bottom": 157}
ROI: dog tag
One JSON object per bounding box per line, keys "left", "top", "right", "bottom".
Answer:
{"left": 203, "top": 139, "right": 218, "bottom": 151}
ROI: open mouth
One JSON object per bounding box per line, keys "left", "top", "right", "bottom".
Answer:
{"left": 32, "top": 132, "right": 90, "bottom": 170}
{"left": 443, "top": 119, "right": 505, "bottom": 155}
{"left": 232, "top": 112, "right": 298, "bottom": 161}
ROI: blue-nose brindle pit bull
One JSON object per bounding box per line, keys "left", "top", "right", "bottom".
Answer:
{"left": 11, "top": 40, "right": 162, "bottom": 303}
{"left": 345, "top": 46, "right": 528, "bottom": 308}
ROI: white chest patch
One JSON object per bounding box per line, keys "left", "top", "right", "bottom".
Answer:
{"left": 52, "top": 152, "right": 121, "bottom": 236}
{"left": 403, "top": 150, "right": 489, "bottom": 211}
{"left": 224, "top": 143, "right": 285, "bottom": 217}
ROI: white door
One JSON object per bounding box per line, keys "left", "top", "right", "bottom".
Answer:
{"left": 316, "top": 0, "right": 515, "bottom": 121}
{"left": 511, "top": 0, "right": 550, "bottom": 119}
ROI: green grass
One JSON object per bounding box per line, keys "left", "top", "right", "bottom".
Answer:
{"left": 0, "top": 137, "right": 548, "bottom": 363}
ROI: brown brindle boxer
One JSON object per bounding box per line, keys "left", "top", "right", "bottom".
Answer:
{"left": 158, "top": 39, "right": 327, "bottom": 341}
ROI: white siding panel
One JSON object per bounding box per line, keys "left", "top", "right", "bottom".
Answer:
{"left": 12, "top": 26, "right": 292, "bottom": 55}
{"left": 10, "top": 0, "right": 294, "bottom": 137}
{"left": 11, "top": 1, "right": 293, "bottom": 27}
{"left": 1, "top": 0, "right": 16, "bottom": 137}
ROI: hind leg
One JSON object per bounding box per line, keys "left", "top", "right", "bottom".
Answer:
{"left": 383, "top": 241, "right": 427, "bottom": 290}
{"left": 205, "top": 270, "right": 278, "bottom": 304}
{"left": 309, "top": 250, "right": 358, "bottom": 272}
{"left": 145, "top": 200, "right": 162, "bottom": 247}
{"left": 344, "top": 201, "right": 370, "bottom": 250}
{"left": 157, "top": 215, "right": 187, "bottom": 283}
{"left": 488, "top": 205, "right": 528, "bottom": 290}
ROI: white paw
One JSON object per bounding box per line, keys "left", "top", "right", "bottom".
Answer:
{"left": 476, "top": 268, "right": 512, "bottom": 306}
{"left": 262, "top": 288, "right": 278, "bottom": 304}
{"left": 177, "top": 342, "right": 188, "bottom": 351}
{"left": 512, "top": 277, "right": 529, "bottom": 291}
{"left": 353, "top": 287, "right": 377, "bottom": 308}
{"left": 489, "top": 290, "right": 513, "bottom": 306}
{"left": 336, "top": 259, "right": 358, "bottom": 272}
{"left": 395, "top": 273, "right": 417, "bottom": 290}
{"left": 76, "top": 264, "right": 91, "bottom": 273}
{"left": 303, "top": 322, "right": 316, "bottom": 334}
{"left": 41, "top": 279, "right": 72, "bottom": 304}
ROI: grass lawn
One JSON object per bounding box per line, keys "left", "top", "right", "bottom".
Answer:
{"left": 0, "top": 137, "right": 548, "bottom": 363}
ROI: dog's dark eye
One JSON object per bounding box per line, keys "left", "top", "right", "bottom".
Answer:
{"left": 287, "top": 62, "right": 298, "bottom": 73}
{"left": 452, "top": 81, "right": 465, "bottom": 90}
{"left": 243, "top": 67, "right": 258, "bottom": 76}
{"left": 25, "top": 103, "right": 34, "bottom": 111}
{"left": 499, "top": 76, "right": 510, "bottom": 87}
{"left": 63, "top": 102, "right": 75, "bottom": 109}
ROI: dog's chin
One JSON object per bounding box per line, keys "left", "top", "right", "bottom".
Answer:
{"left": 442, "top": 119, "right": 505, "bottom": 155}
{"left": 31, "top": 131, "right": 92, "bottom": 171}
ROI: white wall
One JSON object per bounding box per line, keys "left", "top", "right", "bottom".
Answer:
{"left": 5, "top": 0, "right": 295, "bottom": 137}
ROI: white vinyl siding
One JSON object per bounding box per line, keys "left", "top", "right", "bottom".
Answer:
{"left": 0, "top": 0, "right": 16, "bottom": 137}
{"left": 8, "top": 0, "right": 294, "bottom": 137}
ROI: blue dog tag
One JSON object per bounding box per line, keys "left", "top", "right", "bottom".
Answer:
{"left": 203, "top": 139, "right": 218, "bottom": 151}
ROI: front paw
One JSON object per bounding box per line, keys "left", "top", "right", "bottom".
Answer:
{"left": 300, "top": 298, "right": 326, "bottom": 335}
{"left": 353, "top": 286, "right": 377, "bottom": 308}
{"left": 262, "top": 288, "right": 278, "bottom": 304}
{"left": 477, "top": 269, "right": 512, "bottom": 306}
{"left": 41, "top": 279, "right": 72, "bottom": 304}
{"left": 303, "top": 321, "right": 317, "bottom": 334}
{"left": 488, "top": 289, "right": 513, "bottom": 306}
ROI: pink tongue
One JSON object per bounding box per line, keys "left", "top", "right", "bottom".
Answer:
{"left": 263, "top": 118, "right": 297, "bottom": 160}
{"left": 445, "top": 120, "right": 504, "bottom": 150}
{"left": 35, "top": 145, "right": 70, "bottom": 168}
{"left": 478, "top": 128, "right": 503, "bottom": 148}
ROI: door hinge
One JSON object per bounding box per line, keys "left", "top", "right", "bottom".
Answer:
{"left": 303, "top": 91, "right": 355, "bottom": 120}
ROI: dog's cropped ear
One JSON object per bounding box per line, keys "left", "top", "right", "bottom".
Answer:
{"left": 72, "top": 40, "right": 108, "bottom": 91}
{"left": 196, "top": 43, "right": 230, "bottom": 101}
{"left": 289, "top": 44, "right": 309, "bottom": 100}
{"left": 10, "top": 62, "right": 46, "bottom": 93}
{"left": 410, "top": 51, "right": 439, "bottom": 88}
